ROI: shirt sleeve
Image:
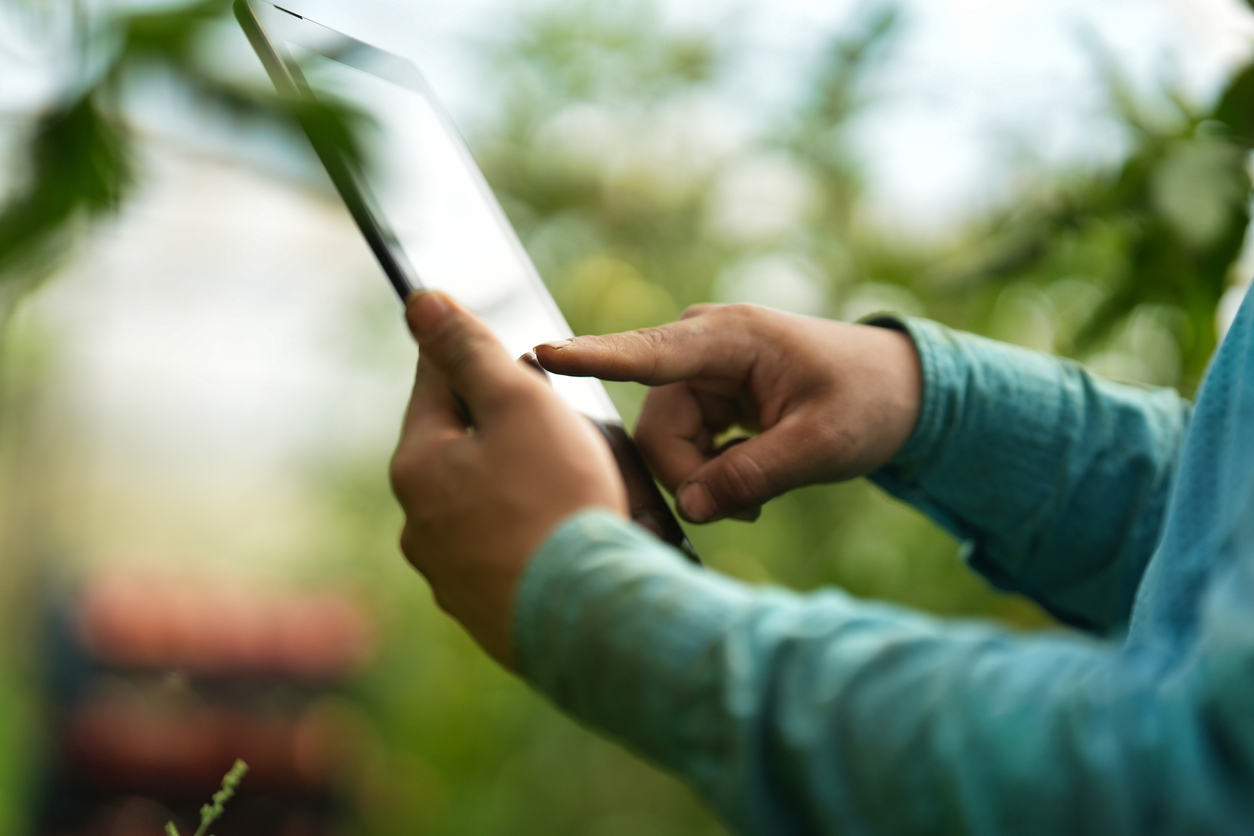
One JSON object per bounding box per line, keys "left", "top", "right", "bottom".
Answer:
{"left": 515, "top": 511, "right": 1253, "bottom": 836}
{"left": 865, "top": 317, "right": 1192, "bottom": 635}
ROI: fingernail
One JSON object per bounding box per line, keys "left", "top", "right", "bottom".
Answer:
{"left": 539, "top": 338, "right": 573, "bottom": 350}
{"left": 677, "top": 482, "right": 716, "bottom": 523}
{"left": 519, "top": 352, "right": 551, "bottom": 384}
{"left": 407, "top": 291, "right": 452, "bottom": 338}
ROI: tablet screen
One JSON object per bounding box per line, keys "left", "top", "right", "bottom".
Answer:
{"left": 239, "top": 1, "right": 697, "bottom": 560}
{"left": 258, "top": 6, "right": 618, "bottom": 422}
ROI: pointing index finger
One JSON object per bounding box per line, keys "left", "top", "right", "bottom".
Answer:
{"left": 535, "top": 312, "right": 751, "bottom": 386}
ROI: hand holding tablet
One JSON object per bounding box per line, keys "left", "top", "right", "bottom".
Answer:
{"left": 236, "top": 0, "right": 697, "bottom": 560}
{"left": 391, "top": 290, "right": 628, "bottom": 667}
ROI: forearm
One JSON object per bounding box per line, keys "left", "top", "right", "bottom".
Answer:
{"left": 516, "top": 512, "right": 1248, "bottom": 836}
{"left": 867, "top": 318, "right": 1191, "bottom": 634}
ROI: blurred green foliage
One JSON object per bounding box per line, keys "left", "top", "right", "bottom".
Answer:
{"left": 2, "top": 1, "right": 1254, "bottom": 835}
{"left": 930, "top": 57, "right": 1253, "bottom": 386}
{"left": 0, "top": 0, "right": 358, "bottom": 323}
{"left": 302, "top": 5, "right": 1254, "bottom": 835}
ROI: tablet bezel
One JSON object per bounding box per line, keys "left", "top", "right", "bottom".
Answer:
{"left": 235, "top": 0, "right": 425, "bottom": 302}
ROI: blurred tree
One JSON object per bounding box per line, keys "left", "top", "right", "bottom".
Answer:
{"left": 0, "top": 0, "right": 358, "bottom": 326}
{"left": 925, "top": 52, "right": 1254, "bottom": 389}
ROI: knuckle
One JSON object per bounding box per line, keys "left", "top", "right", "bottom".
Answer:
{"left": 630, "top": 327, "right": 672, "bottom": 384}
{"left": 681, "top": 303, "right": 719, "bottom": 320}
{"left": 390, "top": 443, "right": 440, "bottom": 501}
{"left": 712, "top": 448, "right": 770, "bottom": 508}
{"left": 403, "top": 523, "right": 438, "bottom": 576}
{"left": 419, "top": 310, "right": 460, "bottom": 346}
{"left": 389, "top": 450, "right": 416, "bottom": 499}
{"left": 487, "top": 374, "right": 542, "bottom": 412}
{"left": 720, "top": 303, "right": 759, "bottom": 325}
{"left": 791, "top": 408, "right": 854, "bottom": 462}
{"left": 398, "top": 523, "right": 427, "bottom": 572}
{"left": 638, "top": 325, "right": 670, "bottom": 350}
{"left": 424, "top": 316, "right": 500, "bottom": 375}
{"left": 814, "top": 418, "right": 852, "bottom": 454}
{"left": 439, "top": 329, "right": 486, "bottom": 373}
{"left": 721, "top": 303, "right": 778, "bottom": 344}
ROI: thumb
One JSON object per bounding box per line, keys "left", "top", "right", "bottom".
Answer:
{"left": 405, "top": 290, "right": 527, "bottom": 425}
{"left": 673, "top": 415, "right": 826, "bottom": 523}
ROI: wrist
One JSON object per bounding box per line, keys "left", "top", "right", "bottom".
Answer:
{"left": 851, "top": 316, "right": 924, "bottom": 469}
{"left": 860, "top": 315, "right": 985, "bottom": 477}
{"left": 858, "top": 313, "right": 930, "bottom": 468}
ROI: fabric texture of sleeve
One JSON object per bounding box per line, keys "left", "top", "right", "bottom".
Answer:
{"left": 865, "top": 317, "right": 1191, "bottom": 635}
{"left": 516, "top": 511, "right": 1254, "bottom": 836}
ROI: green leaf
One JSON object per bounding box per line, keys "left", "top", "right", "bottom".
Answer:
{"left": 1150, "top": 139, "right": 1249, "bottom": 249}
{"left": 1211, "top": 60, "right": 1254, "bottom": 147}
{"left": 0, "top": 93, "right": 132, "bottom": 281}
{"left": 117, "top": 0, "right": 231, "bottom": 65}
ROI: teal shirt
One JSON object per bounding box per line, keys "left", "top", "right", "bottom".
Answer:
{"left": 514, "top": 294, "right": 1254, "bottom": 835}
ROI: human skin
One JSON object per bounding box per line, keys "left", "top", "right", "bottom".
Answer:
{"left": 391, "top": 295, "right": 921, "bottom": 667}
{"left": 535, "top": 303, "right": 923, "bottom": 524}
{"left": 390, "top": 291, "right": 628, "bottom": 669}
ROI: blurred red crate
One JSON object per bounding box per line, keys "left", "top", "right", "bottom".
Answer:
{"left": 36, "top": 573, "right": 378, "bottom": 836}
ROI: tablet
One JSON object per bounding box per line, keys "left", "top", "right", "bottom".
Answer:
{"left": 235, "top": 0, "right": 697, "bottom": 560}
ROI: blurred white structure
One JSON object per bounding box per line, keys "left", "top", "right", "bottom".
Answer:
{"left": 15, "top": 142, "right": 414, "bottom": 574}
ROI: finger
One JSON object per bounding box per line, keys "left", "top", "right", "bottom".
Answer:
{"left": 533, "top": 308, "right": 752, "bottom": 385}
{"left": 635, "top": 388, "right": 764, "bottom": 521}
{"left": 633, "top": 383, "right": 716, "bottom": 493}
{"left": 715, "top": 436, "right": 763, "bottom": 522}
{"left": 517, "top": 352, "right": 552, "bottom": 385}
{"left": 400, "top": 355, "right": 465, "bottom": 441}
{"left": 405, "top": 291, "right": 532, "bottom": 427}
{"left": 681, "top": 303, "right": 718, "bottom": 320}
{"left": 392, "top": 358, "right": 462, "bottom": 507}
{"left": 634, "top": 379, "right": 755, "bottom": 488}
{"left": 673, "top": 413, "right": 828, "bottom": 523}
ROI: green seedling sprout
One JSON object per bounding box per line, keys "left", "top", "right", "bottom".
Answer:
{"left": 165, "top": 759, "right": 249, "bottom": 836}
